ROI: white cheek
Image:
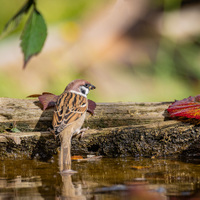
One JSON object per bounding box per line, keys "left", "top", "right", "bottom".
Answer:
{"left": 79, "top": 86, "right": 89, "bottom": 96}
{"left": 85, "top": 88, "right": 89, "bottom": 95}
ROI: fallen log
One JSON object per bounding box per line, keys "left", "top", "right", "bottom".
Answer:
{"left": 0, "top": 97, "right": 171, "bottom": 131}
{"left": 0, "top": 97, "right": 199, "bottom": 160}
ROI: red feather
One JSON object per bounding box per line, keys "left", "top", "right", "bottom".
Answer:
{"left": 167, "top": 95, "right": 200, "bottom": 119}
{"left": 27, "top": 94, "right": 42, "bottom": 98}
{"left": 87, "top": 99, "right": 96, "bottom": 115}
{"left": 38, "top": 93, "right": 59, "bottom": 110}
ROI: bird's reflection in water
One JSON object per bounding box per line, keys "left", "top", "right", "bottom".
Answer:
{"left": 59, "top": 174, "right": 86, "bottom": 200}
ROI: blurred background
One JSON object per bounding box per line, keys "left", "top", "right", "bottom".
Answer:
{"left": 0, "top": 0, "right": 200, "bottom": 103}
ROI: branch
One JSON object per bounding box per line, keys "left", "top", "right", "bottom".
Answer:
{"left": 0, "top": 97, "right": 198, "bottom": 160}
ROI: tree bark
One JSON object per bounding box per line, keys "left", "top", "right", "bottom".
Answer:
{"left": 0, "top": 97, "right": 198, "bottom": 160}
{"left": 0, "top": 97, "right": 171, "bottom": 131}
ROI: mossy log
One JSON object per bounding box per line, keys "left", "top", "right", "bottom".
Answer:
{"left": 0, "top": 97, "right": 199, "bottom": 160}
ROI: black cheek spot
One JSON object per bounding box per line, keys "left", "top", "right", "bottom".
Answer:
{"left": 81, "top": 89, "right": 86, "bottom": 95}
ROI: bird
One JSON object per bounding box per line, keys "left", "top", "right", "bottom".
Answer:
{"left": 27, "top": 92, "right": 96, "bottom": 115}
{"left": 52, "top": 79, "right": 96, "bottom": 173}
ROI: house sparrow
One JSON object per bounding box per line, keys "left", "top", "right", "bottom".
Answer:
{"left": 52, "top": 79, "right": 96, "bottom": 173}
{"left": 28, "top": 93, "right": 96, "bottom": 115}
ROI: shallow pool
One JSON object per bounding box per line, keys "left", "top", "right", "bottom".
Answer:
{"left": 0, "top": 156, "right": 200, "bottom": 199}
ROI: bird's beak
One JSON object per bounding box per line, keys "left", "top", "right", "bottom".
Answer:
{"left": 89, "top": 84, "right": 96, "bottom": 90}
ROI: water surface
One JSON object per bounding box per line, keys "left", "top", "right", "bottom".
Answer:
{"left": 0, "top": 156, "right": 200, "bottom": 199}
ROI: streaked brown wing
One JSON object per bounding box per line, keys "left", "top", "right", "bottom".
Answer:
{"left": 52, "top": 92, "right": 87, "bottom": 135}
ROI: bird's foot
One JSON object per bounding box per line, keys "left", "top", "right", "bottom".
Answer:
{"left": 74, "top": 127, "right": 89, "bottom": 139}
{"left": 47, "top": 128, "right": 56, "bottom": 139}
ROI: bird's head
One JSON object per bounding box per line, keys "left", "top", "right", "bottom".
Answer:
{"left": 64, "top": 79, "right": 96, "bottom": 97}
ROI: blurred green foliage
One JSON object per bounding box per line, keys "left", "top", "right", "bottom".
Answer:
{"left": 0, "top": 0, "right": 200, "bottom": 102}
{"left": 0, "top": 0, "right": 106, "bottom": 33}
{"left": 0, "top": 71, "right": 23, "bottom": 98}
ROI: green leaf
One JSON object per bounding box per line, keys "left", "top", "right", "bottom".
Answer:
{"left": 0, "top": 0, "right": 35, "bottom": 39}
{"left": 20, "top": 8, "right": 47, "bottom": 68}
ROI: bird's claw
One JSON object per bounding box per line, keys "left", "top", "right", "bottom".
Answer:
{"left": 74, "top": 127, "right": 89, "bottom": 139}
{"left": 47, "top": 128, "right": 57, "bottom": 139}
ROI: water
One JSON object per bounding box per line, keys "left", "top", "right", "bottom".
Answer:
{"left": 0, "top": 156, "right": 200, "bottom": 199}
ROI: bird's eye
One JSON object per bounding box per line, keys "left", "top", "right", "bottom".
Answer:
{"left": 85, "top": 83, "right": 89, "bottom": 87}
